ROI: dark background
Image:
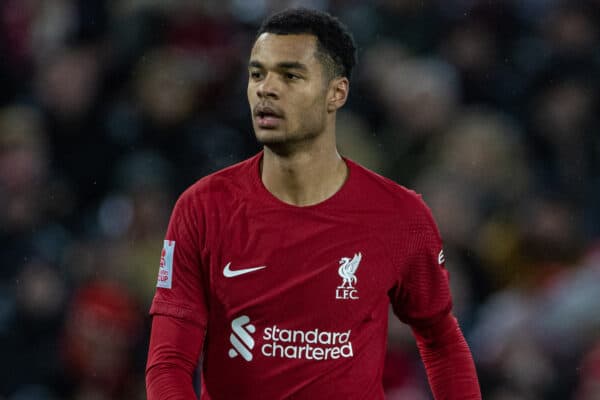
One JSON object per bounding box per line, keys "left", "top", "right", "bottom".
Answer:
{"left": 1, "top": 0, "right": 599, "bottom": 399}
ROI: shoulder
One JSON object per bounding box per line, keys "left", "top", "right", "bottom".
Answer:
{"left": 347, "top": 158, "right": 434, "bottom": 220}
{"left": 175, "top": 153, "right": 260, "bottom": 210}
{"left": 178, "top": 154, "right": 259, "bottom": 202}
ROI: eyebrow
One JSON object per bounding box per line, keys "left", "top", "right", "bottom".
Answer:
{"left": 249, "top": 60, "right": 308, "bottom": 71}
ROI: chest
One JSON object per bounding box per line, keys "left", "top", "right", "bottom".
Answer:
{"left": 204, "top": 209, "right": 400, "bottom": 328}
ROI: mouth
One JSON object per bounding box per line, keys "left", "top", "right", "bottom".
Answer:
{"left": 254, "top": 106, "right": 283, "bottom": 129}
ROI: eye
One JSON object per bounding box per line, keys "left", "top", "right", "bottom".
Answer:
{"left": 250, "top": 70, "right": 263, "bottom": 80}
{"left": 286, "top": 73, "right": 300, "bottom": 80}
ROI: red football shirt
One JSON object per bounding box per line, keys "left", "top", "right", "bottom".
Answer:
{"left": 150, "top": 152, "right": 452, "bottom": 399}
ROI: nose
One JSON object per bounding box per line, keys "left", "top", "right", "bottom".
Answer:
{"left": 257, "top": 73, "right": 279, "bottom": 100}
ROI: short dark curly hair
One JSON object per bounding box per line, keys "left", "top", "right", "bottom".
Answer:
{"left": 256, "top": 8, "right": 357, "bottom": 81}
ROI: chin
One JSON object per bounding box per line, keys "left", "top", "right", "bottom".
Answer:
{"left": 254, "top": 128, "right": 289, "bottom": 145}
{"left": 254, "top": 124, "right": 321, "bottom": 148}
{"left": 254, "top": 131, "right": 298, "bottom": 156}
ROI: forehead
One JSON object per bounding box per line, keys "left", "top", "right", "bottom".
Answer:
{"left": 250, "top": 33, "right": 319, "bottom": 66}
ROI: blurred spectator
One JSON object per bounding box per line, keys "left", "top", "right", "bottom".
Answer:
{"left": 528, "top": 76, "right": 597, "bottom": 200}
{"left": 0, "top": 105, "right": 50, "bottom": 233}
{"left": 34, "top": 43, "right": 116, "bottom": 216}
{"left": 60, "top": 280, "right": 144, "bottom": 400}
{"left": 360, "top": 50, "right": 461, "bottom": 185}
{"left": 540, "top": 2, "right": 598, "bottom": 56}
{"left": 576, "top": 339, "right": 600, "bottom": 400}
{"left": 35, "top": 46, "right": 101, "bottom": 121}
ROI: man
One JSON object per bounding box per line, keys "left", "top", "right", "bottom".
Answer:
{"left": 146, "top": 8, "right": 481, "bottom": 399}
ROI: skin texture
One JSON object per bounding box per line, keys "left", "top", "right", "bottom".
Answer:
{"left": 247, "top": 33, "right": 350, "bottom": 206}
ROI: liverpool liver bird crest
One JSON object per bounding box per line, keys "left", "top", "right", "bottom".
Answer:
{"left": 338, "top": 252, "right": 362, "bottom": 289}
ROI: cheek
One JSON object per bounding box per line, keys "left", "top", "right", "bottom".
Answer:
{"left": 297, "top": 89, "right": 327, "bottom": 116}
{"left": 294, "top": 102, "right": 327, "bottom": 133}
{"left": 306, "top": 93, "right": 329, "bottom": 122}
{"left": 246, "top": 84, "right": 254, "bottom": 104}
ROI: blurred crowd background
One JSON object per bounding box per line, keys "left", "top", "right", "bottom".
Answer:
{"left": 1, "top": 0, "right": 599, "bottom": 399}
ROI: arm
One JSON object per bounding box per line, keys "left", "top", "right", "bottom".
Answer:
{"left": 412, "top": 313, "right": 481, "bottom": 400}
{"left": 146, "top": 190, "right": 209, "bottom": 399}
{"left": 146, "top": 315, "right": 205, "bottom": 400}
{"left": 389, "top": 193, "right": 480, "bottom": 399}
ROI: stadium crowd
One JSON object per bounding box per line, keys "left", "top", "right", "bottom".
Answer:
{"left": 1, "top": 0, "right": 599, "bottom": 399}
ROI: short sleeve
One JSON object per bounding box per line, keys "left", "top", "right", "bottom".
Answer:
{"left": 149, "top": 190, "right": 208, "bottom": 328}
{"left": 389, "top": 198, "right": 452, "bottom": 328}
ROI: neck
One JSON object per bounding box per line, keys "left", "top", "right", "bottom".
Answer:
{"left": 260, "top": 132, "right": 348, "bottom": 207}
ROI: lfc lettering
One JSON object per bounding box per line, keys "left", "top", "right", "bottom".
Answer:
{"left": 335, "top": 288, "right": 358, "bottom": 299}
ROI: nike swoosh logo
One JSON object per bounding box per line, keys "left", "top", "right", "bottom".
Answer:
{"left": 223, "top": 262, "right": 267, "bottom": 278}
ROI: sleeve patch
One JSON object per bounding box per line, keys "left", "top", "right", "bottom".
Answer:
{"left": 157, "top": 240, "right": 176, "bottom": 289}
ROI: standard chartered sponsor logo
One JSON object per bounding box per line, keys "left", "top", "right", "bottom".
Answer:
{"left": 262, "top": 325, "right": 354, "bottom": 360}
{"left": 228, "top": 315, "right": 256, "bottom": 362}
{"left": 227, "top": 315, "right": 354, "bottom": 362}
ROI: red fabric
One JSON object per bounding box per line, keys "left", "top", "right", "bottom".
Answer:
{"left": 146, "top": 315, "right": 205, "bottom": 400}
{"left": 147, "top": 152, "right": 475, "bottom": 398}
{"left": 413, "top": 314, "right": 481, "bottom": 400}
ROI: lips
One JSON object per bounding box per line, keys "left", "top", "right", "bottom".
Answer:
{"left": 254, "top": 105, "right": 283, "bottom": 129}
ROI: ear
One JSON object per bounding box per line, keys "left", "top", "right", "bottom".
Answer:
{"left": 327, "top": 77, "right": 349, "bottom": 112}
